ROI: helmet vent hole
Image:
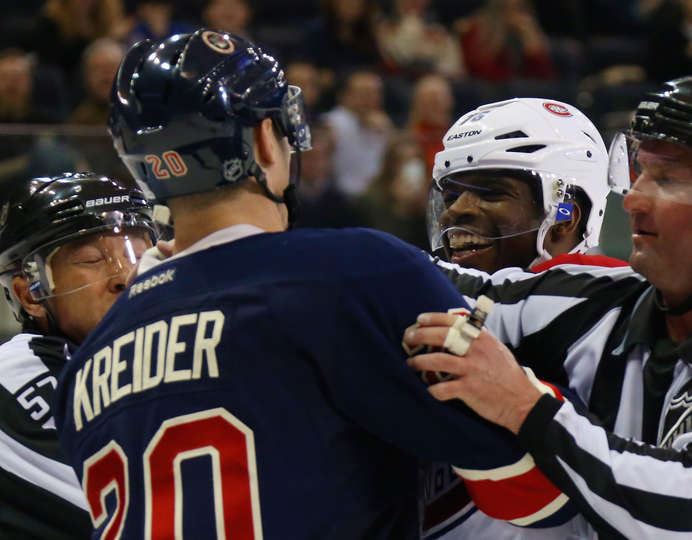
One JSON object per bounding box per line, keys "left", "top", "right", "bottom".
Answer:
{"left": 582, "top": 131, "right": 597, "bottom": 144}
{"left": 495, "top": 130, "right": 528, "bottom": 140}
{"left": 586, "top": 150, "right": 592, "bottom": 158}
{"left": 467, "top": 155, "right": 473, "bottom": 163}
{"left": 506, "top": 144, "right": 546, "bottom": 153}
{"left": 444, "top": 160, "right": 450, "bottom": 168}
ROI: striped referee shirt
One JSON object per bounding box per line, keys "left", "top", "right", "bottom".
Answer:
{"left": 437, "top": 260, "right": 692, "bottom": 539}
{"left": 0, "top": 333, "right": 91, "bottom": 539}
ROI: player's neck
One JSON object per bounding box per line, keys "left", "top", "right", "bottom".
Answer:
{"left": 169, "top": 189, "right": 286, "bottom": 253}
{"left": 666, "top": 311, "right": 692, "bottom": 344}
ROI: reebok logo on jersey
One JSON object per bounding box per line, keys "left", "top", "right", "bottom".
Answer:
{"left": 129, "top": 269, "right": 176, "bottom": 298}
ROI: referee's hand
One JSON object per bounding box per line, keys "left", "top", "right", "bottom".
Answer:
{"left": 404, "top": 313, "right": 542, "bottom": 435}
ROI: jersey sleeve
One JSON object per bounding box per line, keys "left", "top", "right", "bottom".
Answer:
{"left": 520, "top": 395, "right": 692, "bottom": 538}
{"left": 275, "top": 236, "right": 576, "bottom": 527}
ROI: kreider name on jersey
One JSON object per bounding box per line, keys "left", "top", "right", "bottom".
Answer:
{"left": 72, "top": 310, "right": 224, "bottom": 431}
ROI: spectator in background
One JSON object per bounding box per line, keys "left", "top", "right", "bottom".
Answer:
{"left": 377, "top": 0, "right": 464, "bottom": 79}
{"left": 296, "top": 121, "right": 357, "bottom": 228}
{"left": 66, "top": 39, "right": 130, "bottom": 181}
{"left": 323, "top": 69, "right": 393, "bottom": 197}
{"left": 69, "top": 39, "right": 124, "bottom": 125}
{"left": 285, "top": 60, "right": 331, "bottom": 120}
{"left": 354, "top": 131, "right": 430, "bottom": 249}
{"left": 456, "top": 0, "right": 555, "bottom": 82}
{"left": 302, "top": 0, "right": 382, "bottom": 73}
{"left": 201, "top": 0, "right": 253, "bottom": 40}
{"left": 0, "top": 50, "right": 41, "bottom": 123}
{"left": 0, "top": 48, "right": 74, "bottom": 184}
{"left": 22, "top": 0, "right": 126, "bottom": 82}
{"left": 126, "top": 0, "right": 193, "bottom": 46}
{"left": 645, "top": 0, "right": 692, "bottom": 81}
{"left": 407, "top": 73, "right": 455, "bottom": 175}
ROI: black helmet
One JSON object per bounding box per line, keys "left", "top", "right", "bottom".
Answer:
{"left": 631, "top": 76, "right": 692, "bottom": 147}
{"left": 109, "top": 28, "right": 311, "bottom": 204}
{"left": 0, "top": 171, "right": 156, "bottom": 321}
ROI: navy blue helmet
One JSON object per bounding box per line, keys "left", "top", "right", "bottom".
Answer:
{"left": 631, "top": 76, "right": 692, "bottom": 147}
{"left": 109, "top": 29, "right": 311, "bottom": 203}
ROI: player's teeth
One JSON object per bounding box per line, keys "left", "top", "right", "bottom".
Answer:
{"left": 449, "top": 233, "right": 486, "bottom": 249}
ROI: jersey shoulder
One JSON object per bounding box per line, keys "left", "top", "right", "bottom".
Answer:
{"left": 283, "top": 227, "right": 430, "bottom": 273}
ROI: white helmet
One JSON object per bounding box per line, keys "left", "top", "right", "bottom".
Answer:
{"left": 428, "top": 98, "right": 609, "bottom": 264}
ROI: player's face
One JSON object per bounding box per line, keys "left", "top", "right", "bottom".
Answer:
{"left": 623, "top": 140, "right": 692, "bottom": 304}
{"left": 438, "top": 173, "right": 542, "bottom": 273}
{"left": 46, "top": 231, "right": 151, "bottom": 343}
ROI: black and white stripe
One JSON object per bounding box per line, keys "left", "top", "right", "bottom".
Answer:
{"left": 0, "top": 333, "right": 91, "bottom": 538}
{"left": 438, "top": 260, "right": 692, "bottom": 537}
{"left": 520, "top": 397, "right": 692, "bottom": 539}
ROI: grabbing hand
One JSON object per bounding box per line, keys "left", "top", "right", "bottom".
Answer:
{"left": 403, "top": 312, "right": 543, "bottom": 434}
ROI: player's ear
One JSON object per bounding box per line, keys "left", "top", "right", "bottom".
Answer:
{"left": 12, "top": 276, "right": 46, "bottom": 319}
{"left": 544, "top": 202, "right": 583, "bottom": 255}
{"left": 254, "top": 118, "right": 278, "bottom": 170}
{"left": 549, "top": 202, "right": 582, "bottom": 239}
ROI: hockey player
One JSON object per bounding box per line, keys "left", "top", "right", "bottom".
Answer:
{"left": 0, "top": 172, "right": 156, "bottom": 538}
{"left": 427, "top": 97, "right": 623, "bottom": 274}
{"left": 405, "top": 77, "right": 692, "bottom": 538}
{"left": 54, "top": 29, "right": 575, "bottom": 539}
{"left": 422, "top": 98, "right": 626, "bottom": 539}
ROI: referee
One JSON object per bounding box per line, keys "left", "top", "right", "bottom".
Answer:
{"left": 405, "top": 76, "right": 692, "bottom": 539}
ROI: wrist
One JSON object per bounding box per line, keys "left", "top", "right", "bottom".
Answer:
{"left": 505, "top": 386, "right": 543, "bottom": 435}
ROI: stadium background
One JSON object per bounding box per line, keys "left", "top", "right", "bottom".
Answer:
{"left": 0, "top": 0, "right": 687, "bottom": 337}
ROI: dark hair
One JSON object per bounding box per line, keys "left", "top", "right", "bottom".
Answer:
{"left": 568, "top": 186, "right": 592, "bottom": 240}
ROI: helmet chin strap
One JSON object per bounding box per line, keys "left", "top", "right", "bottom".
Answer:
{"left": 529, "top": 201, "right": 590, "bottom": 268}
{"left": 529, "top": 212, "right": 556, "bottom": 268}
{"left": 247, "top": 156, "right": 301, "bottom": 230}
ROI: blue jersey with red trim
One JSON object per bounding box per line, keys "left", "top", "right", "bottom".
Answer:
{"left": 55, "top": 227, "right": 570, "bottom": 539}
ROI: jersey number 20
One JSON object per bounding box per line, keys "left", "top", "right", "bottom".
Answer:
{"left": 82, "top": 408, "right": 263, "bottom": 539}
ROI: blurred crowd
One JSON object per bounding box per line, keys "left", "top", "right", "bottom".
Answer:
{"left": 0, "top": 0, "right": 689, "bottom": 254}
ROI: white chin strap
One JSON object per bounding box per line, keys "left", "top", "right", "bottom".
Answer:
{"left": 529, "top": 208, "right": 595, "bottom": 268}
{"left": 529, "top": 212, "right": 556, "bottom": 268}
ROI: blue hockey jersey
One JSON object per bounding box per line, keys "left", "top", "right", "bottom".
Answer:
{"left": 55, "top": 226, "right": 570, "bottom": 539}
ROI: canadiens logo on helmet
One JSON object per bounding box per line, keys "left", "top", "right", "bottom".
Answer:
{"left": 543, "top": 102, "right": 572, "bottom": 117}
{"left": 202, "top": 31, "right": 235, "bottom": 55}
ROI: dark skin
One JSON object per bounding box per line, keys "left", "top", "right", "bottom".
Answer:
{"left": 438, "top": 172, "right": 582, "bottom": 273}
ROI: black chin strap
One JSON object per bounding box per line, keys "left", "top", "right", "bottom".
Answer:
{"left": 654, "top": 289, "right": 692, "bottom": 316}
{"left": 247, "top": 155, "right": 301, "bottom": 229}
{"left": 281, "top": 184, "right": 300, "bottom": 229}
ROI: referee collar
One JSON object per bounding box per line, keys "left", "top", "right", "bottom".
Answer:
{"left": 613, "top": 285, "right": 665, "bottom": 355}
